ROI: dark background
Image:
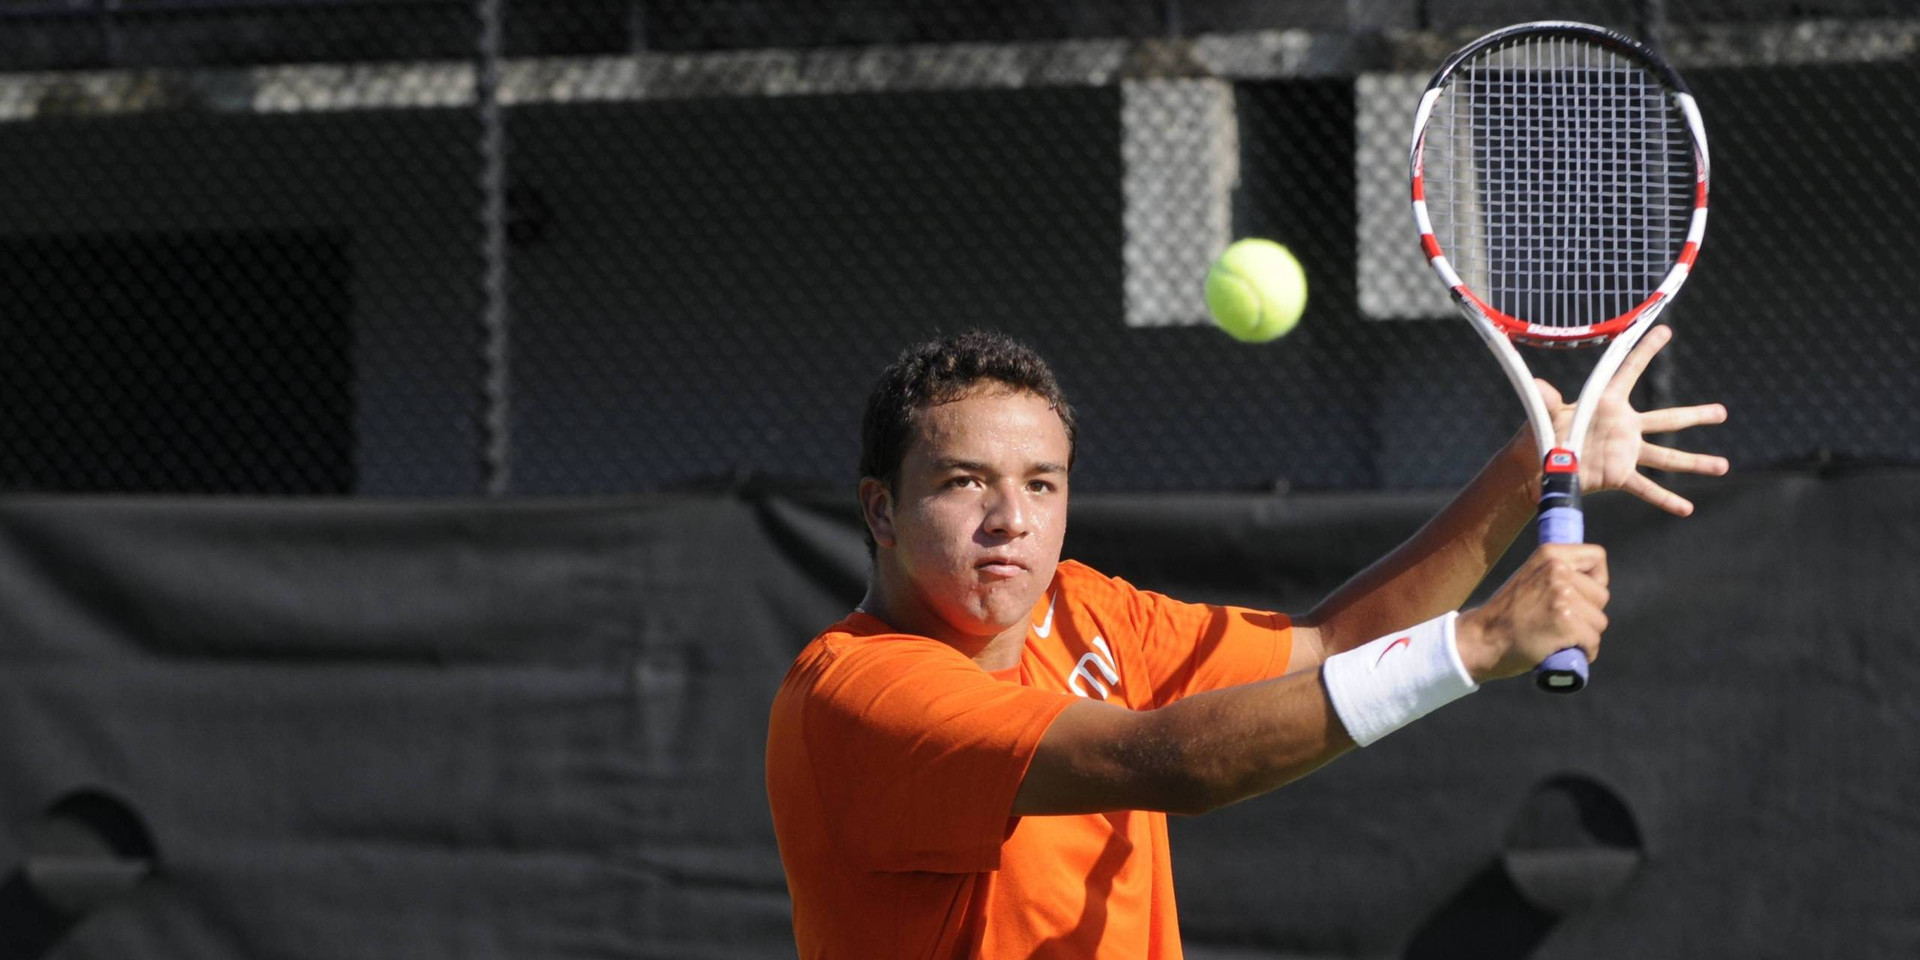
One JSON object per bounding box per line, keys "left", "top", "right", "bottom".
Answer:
{"left": 0, "top": 1, "right": 1911, "bottom": 496}
{"left": 2, "top": 470, "right": 1914, "bottom": 959}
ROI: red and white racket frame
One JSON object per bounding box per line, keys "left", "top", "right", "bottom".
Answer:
{"left": 1408, "top": 20, "right": 1712, "bottom": 475}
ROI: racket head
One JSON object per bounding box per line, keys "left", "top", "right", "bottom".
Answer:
{"left": 1410, "top": 21, "right": 1709, "bottom": 346}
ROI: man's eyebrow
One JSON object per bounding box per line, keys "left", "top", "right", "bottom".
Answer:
{"left": 930, "top": 457, "right": 991, "bottom": 473}
{"left": 930, "top": 457, "right": 1067, "bottom": 475}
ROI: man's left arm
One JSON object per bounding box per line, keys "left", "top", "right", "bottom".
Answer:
{"left": 1287, "top": 324, "right": 1729, "bottom": 671}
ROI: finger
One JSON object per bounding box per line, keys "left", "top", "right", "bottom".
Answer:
{"left": 1546, "top": 607, "right": 1604, "bottom": 664}
{"left": 1563, "top": 572, "right": 1611, "bottom": 608}
{"left": 1568, "top": 600, "right": 1608, "bottom": 644}
{"left": 1638, "top": 441, "right": 1731, "bottom": 476}
{"left": 1623, "top": 472, "right": 1695, "bottom": 517}
{"left": 1548, "top": 586, "right": 1609, "bottom": 653}
{"left": 1537, "top": 543, "right": 1610, "bottom": 590}
{"left": 1605, "top": 323, "right": 1672, "bottom": 398}
{"left": 1540, "top": 541, "right": 1609, "bottom": 572}
{"left": 1532, "top": 378, "right": 1566, "bottom": 409}
{"left": 1639, "top": 402, "right": 1729, "bottom": 433}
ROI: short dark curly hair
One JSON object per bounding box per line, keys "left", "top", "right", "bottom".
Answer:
{"left": 860, "top": 330, "right": 1078, "bottom": 494}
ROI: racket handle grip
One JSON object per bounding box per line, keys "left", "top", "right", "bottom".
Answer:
{"left": 1534, "top": 467, "right": 1588, "bottom": 693}
{"left": 1535, "top": 646, "right": 1589, "bottom": 692}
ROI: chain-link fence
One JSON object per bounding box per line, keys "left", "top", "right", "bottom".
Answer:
{"left": 0, "top": 0, "right": 1913, "bottom": 495}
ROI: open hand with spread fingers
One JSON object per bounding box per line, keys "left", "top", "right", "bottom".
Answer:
{"left": 1536, "top": 324, "right": 1730, "bottom": 518}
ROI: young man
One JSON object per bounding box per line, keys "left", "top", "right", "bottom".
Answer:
{"left": 766, "top": 330, "right": 1727, "bottom": 958}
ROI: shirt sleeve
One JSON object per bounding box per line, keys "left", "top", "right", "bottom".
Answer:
{"left": 1121, "top": 582, "right": 1293, "bottom": 708}
{"left": 800, "top": 637, "right": 1076, "bottom": 874}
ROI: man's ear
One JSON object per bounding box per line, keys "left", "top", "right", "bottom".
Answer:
{"left": 858, "top": 476, "right": 897, "bottom": 549}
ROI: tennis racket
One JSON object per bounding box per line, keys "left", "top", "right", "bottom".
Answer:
{"left": 1409, "top": 21, "right": 1710, "bottom": 692}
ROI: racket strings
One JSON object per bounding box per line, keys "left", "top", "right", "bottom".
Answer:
{"left": 1424, "top": 36, "right": 1694, "bottom": 330}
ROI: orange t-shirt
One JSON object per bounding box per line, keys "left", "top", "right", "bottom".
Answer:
{"left": 765, "top": 559, "right": 1292, "bottom": 959}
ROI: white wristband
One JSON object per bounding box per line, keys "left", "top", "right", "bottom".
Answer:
{"left": 1321, "top": 611, "right": 1478, "bottom": 747}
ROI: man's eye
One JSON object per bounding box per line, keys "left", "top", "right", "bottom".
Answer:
{"left": 1027, "top": 480, "right": 1055, "bottom": 493}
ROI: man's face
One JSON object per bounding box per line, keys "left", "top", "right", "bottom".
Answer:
{"left": 876, "top": 384, "right": 1070, "bottom": 644}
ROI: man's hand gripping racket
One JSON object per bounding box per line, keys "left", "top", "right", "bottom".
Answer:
{"left": 1410, "top": 22, "right": 1724, "bottom": 692}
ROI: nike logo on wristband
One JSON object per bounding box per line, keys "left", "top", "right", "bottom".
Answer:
{"left": 1373, "top": 636, "right": 1412, "bottom": 670}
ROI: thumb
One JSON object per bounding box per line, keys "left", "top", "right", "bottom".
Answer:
{"left": 1533, "top": 378, "right": 1566, "bottom": 407}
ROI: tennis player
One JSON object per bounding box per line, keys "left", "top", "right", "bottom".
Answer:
{"left": 766, "top": 330, "right": 1726, "bottom": 958}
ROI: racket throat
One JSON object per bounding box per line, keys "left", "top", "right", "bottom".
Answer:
{"left": 1538, "top": 450, "right": 1584, "bottom": 545}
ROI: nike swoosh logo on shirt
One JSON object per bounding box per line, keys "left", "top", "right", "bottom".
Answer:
{"left": 1034, "top": 594, "right": 1057, "bottom": 638}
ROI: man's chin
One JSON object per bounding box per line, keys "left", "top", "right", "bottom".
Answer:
{"left": 970, "top": 588, "right": 1043, "bottom": 633}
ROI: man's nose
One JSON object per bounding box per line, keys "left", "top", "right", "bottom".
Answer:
{"left": 982, "top": 482, "right": 1030, "bottom": 538}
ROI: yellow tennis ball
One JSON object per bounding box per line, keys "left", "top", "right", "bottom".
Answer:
{"left": 1205, "top": 239, "right": 1307, "bottom": 343}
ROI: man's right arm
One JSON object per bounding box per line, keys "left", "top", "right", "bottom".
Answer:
{"left": 1012, "top": 542, "right": 1609, "bottom": 817}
